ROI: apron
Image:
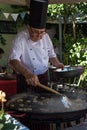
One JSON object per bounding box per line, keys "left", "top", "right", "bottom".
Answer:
{"left": 16, "top": 70, "right": 48, "bottom": 93}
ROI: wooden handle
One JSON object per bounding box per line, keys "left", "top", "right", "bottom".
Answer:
{"left": 38, "top": 83, "right": 62, "bottom": 96}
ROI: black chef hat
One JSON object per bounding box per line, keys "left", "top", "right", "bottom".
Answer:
{"left": 29, "top": 0, "right": 48, "bottom": 29}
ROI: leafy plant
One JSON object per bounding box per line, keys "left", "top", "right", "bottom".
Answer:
{"left": 52, "top": 37, "right": 59, "bottom": 48}
{"left": 69, "top": 37, "right": 87, "bottom": 82}
{"left": 0, "top": 113, "right": 19, "bottom": 130}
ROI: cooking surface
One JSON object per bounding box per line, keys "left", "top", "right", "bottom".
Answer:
{"left": 6, "top": 89, "right": 87, "bottom": 113}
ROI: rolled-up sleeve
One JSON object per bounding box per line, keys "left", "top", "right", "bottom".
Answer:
{"left": 45, "top": 34, "right": 56, "bottom": 58}
{"left": 9, "top": 34, "right": 23, "bottom": 61}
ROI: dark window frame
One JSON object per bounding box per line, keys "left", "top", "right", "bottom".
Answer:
{"left": 0, "top": 20, "right": 17, "bottom": 34}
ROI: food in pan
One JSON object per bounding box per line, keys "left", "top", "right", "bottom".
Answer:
{"left": 27, "top": 108, "right": 32, "bottom": 111}
{"left": 10, "top": 104, "right": 15, "bottom": 108}
{"left": 16, "top": 98, "right": 23, "bottom": 102}
{"left": 26, "top": 100, "right": 31, "bottom": 103}
{"left": 6, "top": 90, "right": 87, "bottom": 113}
{"left": 19, "top": 103, "right": 24, "bottom": 107}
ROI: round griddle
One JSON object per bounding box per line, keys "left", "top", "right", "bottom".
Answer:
{"left": 6, "top": 88, "right": 87, "bottom": 122}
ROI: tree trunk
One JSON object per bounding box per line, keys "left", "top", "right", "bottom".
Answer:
{"left": 63, "top": 15, "right": 67, "bottom": 43}
{"left": 72, "top": 16, "right": 76, "bottom": 40}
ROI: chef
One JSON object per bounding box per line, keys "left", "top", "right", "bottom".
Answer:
{"left": 8, "top": 0, "right": 64, "bottom": 93}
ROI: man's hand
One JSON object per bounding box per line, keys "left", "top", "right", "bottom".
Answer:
{"left": 56, "top": 62, "right": 64, "bottom": 69}
{"left": 9, "top": 59, "right": 40, "bottom": 86}
{"left": 25, "top": 73, "right": 40, "bottom": 86}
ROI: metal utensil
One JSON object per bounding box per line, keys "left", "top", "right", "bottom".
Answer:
{"left": 37, "top": 83, "right": 72, "bottom": 108}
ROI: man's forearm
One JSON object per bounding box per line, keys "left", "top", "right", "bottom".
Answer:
{"left": 49, "top": 57, "right": 64, "bottom": 69}
{"left": 49, "top": 57, "right": 59, "bottom": 67}
{"left": 9, "top": 59, "right": 33, "bottom": 78}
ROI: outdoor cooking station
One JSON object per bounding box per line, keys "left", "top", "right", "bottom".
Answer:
{"left": 5, "top": 65, "right": 87, "bottom": 130}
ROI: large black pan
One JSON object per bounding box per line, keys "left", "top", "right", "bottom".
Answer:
{"left": 49, "top": 66, "right": 84, "bottom": 78}
{"left": 6, "top": 88, "right": 87, "bottom": 122}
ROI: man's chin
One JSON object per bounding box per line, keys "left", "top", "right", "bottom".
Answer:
{"left": 31, "top": 38, "right": 41, "bottom": 42}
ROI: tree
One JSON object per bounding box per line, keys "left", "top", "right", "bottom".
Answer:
{"left": 48, "top": 3, "right": 87, "bottom": 41}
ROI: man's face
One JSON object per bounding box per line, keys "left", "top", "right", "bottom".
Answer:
{"left": 28, "top": 26, "right": 46, "bottom": 42}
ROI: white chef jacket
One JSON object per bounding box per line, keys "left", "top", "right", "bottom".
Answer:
{"left": 9, "top": 29, "right": 56, "bottom": 75}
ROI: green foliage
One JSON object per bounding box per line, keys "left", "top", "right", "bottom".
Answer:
{"left": 0, "top": 4, "right": 28, "bottom": 13}
{"left": 77, "top": 2, "right": 87, "bottom": 14}
{"left": 52, "top": 37, "right": 59, "bottom": 48}
{"left": 62, "top": 34, "right": 87, "bottom": 83}
{"left": 69, "top": 37, "right": 87, "bottom": 82}
{"left": 47, "top": 3, "right": 87, "bottom": 85}
{"left": 0, "top": 113, "right": 20, "bottom": 130}
{"left": 48, "top": 4, "right": 80, "bottom": 21}
{"left": 10, "top": 5, "right": 29, "bottom": 13}
{"left": 69, "top": 38, "right": 87, "bottom": 65}
{"left": 62, "top": 34, "right": 75, "bottom": 64}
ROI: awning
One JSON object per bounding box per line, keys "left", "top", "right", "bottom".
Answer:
{"left": 0, "top": 0, "right": 87, "bottom": 6}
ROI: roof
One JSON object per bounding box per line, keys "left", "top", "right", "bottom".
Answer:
{"left": 0, "top": 0, "right": 87, "bottom": 6}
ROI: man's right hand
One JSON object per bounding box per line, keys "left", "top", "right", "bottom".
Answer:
{"left": 25, "top": 73, "right": 40, "bottom": 86}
